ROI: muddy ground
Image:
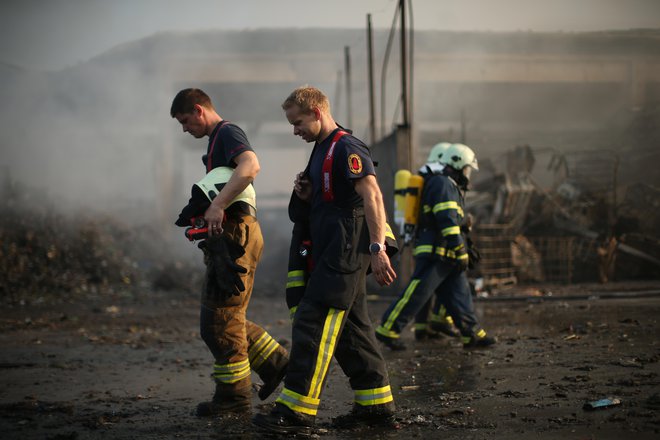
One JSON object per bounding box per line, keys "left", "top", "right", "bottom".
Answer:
{"left": 1, "top": 281, "right": 659, "bottom": 440}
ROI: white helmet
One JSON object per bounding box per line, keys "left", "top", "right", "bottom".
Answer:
{"left": 439, "top": 143, "right": 479, "bottom": 172}
{"left": 426, "top": 142, "right": 452, "bottom": 164}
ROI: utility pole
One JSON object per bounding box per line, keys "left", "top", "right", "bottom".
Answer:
{"left": 367, "top": 14, "right": 376, "bottom": 145}
{"left": 344, "top": 46, "right": 353, "bottom": 129}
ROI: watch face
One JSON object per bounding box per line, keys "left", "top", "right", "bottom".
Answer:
{"left": 370, "top": 243, "right": 383, "bottom": 254}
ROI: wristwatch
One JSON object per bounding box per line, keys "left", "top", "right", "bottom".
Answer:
{"left": 369, "top": 242, "right": 386, "bottom": 255}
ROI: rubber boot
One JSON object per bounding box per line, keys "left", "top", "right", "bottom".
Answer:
{"left": 253, "top": 402, "right": 315, "bottom": 436}
{"left": 196, "top": 381, "right": 252, "bottom": 417}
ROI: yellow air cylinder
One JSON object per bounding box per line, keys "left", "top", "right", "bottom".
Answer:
{"left": 394, "top": 169, "right": 411, "bottom": 234}
{"left": 403, "top": 174, "right": 425, "bottom": 244}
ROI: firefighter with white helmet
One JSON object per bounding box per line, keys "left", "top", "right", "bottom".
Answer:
{"left": 377, "top": 142, "right": 495, "bottom": 350}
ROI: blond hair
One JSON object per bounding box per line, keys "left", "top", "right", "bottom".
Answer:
{"left": 282, "top": 86, "right": 330, "bottom": 114}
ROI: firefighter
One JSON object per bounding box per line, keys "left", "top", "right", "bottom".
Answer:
{"left": 170, "top": 88, "right": 288, "bottom": 417}
{"left": 376, "top": 143, "right": 496, "bottom": 350}
{"left": 253, "top": 86, "right": 397, "bottom": 436}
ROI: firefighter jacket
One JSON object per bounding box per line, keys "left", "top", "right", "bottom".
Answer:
{"left": 414, "top": 172, "right": 468, "bottom": 264}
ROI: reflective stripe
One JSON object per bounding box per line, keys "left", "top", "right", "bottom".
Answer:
{"left": 276, "top": 387, "right": 320, "bottom": 416}
{"left": 354, "top": 385, "right": 394, "bottom": 406}
{"left": 441, "top": 226, "right": 461, "bottom": 237}
{"left": 414, "top": 323, "right": 427, "bottom": 331}
{"left": 432, "top": 201, "right": 463, "bottom": 217}
{"left": 430, "top": 305, "right": 455, "bottom": 326}
{"left": 375, "top": 326, "right": 400, "bottom": 339}
{"left": 289, "top": 306, "right": 298, "bottom": 322}
{"left": 381, "top": 279, "right": 421, "bottom": 331}
{"left": 249, "top": 332, "right": 279, "bottom": 370}
{"left": 310, "top": 308, "right": 344, "bottom": 399}
{"left": 286, "top": 270, "right": 306, "bottom": 288}
{"left": 476, "top": 329, "right": 487, "bottom": 338}
{"left": 212, "top": 359, "right": 251, "bottom": 384}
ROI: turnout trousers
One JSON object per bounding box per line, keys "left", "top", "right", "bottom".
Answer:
{"left": 200, "top": 215, "right": 288, "bottom": 401}
{"left": 276, "top": 251, "right": 394, "bottom": 417}
{"left": 377, "top": 257, "right": 479, "bottom": 339}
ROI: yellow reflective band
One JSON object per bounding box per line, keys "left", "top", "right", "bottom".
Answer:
{"left": 286, "top": 270, "right": 306, "bottom": 288}
{"left": 476, "top": 329, "right": 487, "bottom": 338}
{"left": 248, "top": 332, "right": 270, "bottom": 361}
{"left": 414, "top": 323, "right": 427, "bottom": 331}
{"left": 382, "top": 279, "right": 421, "bottom": 331}
{"left": 354, "top": 385, "right": 394, "bottom": 406}
{"left": 213, "top": 359, "right": 251, "bottom": 383}
{"left": 310, "top": 308, "right": 344, "bottom": 399}
{"left": 375, "top": 326, "right": 400, "bottom": 339}
{"left": 276, "top": 387, "right": 320, "bottom": 416}
{"left": 414, "top": 245, "right": 433, "bottom": 256}
{"left": 422, "top": 205, "right": 432, "bottom": 214}
{"left": 462, "top": 336, "right": 471, "bottom": 344}
{"left": 289, "top": 306, "right": 298, "bottom": 322}
{"left": 446, "top": 315, "right": 455, "bottom": 325}
{"left": 250, "top": 338, "right": 278, "bottom": 371}
{"left": 457, "top": 253, "right": 468, "bottom": 261}
{"left": 213, "top": 359, "right": 249, "bottom": 374}
{"left": 433, "top": 201, "right": 463, "bottom": 217}
{"left": 441, "top": 226, "right": 461, "bottom": 237}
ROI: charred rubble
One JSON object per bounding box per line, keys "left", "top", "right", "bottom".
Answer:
{"left": 467, "top": 143, "right": 660, "bottom": 293}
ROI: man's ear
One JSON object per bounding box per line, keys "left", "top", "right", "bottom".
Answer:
{"left": 313, "top": 107, "right": 321, "bottom": 121}
{"left": 193, "top": 104, "right": 204, "bottom": 117}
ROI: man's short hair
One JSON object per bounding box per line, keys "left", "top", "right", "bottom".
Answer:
{"left": 170, "top": 88, "right": 214, "bottom": 117}
{"left": 281, "top": 86, "right": 330, "bottom": 114}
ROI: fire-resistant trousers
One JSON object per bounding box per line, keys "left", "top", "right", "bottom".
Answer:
{"left": 276, "top": 252, "right": 394, "bottom": 417}
{"left": 378, "top": 257, "right": 479, "bottom": 339}
{"left": 199, "top": 215, "right": 288, "bottom": 400}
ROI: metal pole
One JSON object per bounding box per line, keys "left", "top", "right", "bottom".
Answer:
{"left": 344, "top": 45, "right": 353, "bottom": 129}
{"left": 367, "top": 14, "right": 376, "bottom": 145}
{"left": 399, "top": 0, "right": 409, "bottom": 128}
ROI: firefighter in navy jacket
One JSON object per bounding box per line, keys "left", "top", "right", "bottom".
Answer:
{"left": 376, "top": 143, "right": 496, "bottom": 350}
{"left": 254, "top": 86, "right": 397, "bottom": 436}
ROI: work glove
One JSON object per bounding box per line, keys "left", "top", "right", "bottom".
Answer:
{"left": 467, "top": 243, "right": 481, "bottom": 270}
{"left": 204, "top": 235, "right": 247, "bottom": 300}
{"left": 451, "top": 244, "right": 469, "bottom": 272}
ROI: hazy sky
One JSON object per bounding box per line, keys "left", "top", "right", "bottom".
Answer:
{"left": 1, "top": 0, "right": 659, "bottom": 71}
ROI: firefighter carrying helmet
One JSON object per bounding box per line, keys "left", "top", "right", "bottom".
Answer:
{"left": 440, "top": 143, "right": 479, "bottom": 172}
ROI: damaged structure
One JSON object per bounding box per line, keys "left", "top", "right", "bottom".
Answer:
{"left": 467, "top": 144, "right": 660, "bottom": 292}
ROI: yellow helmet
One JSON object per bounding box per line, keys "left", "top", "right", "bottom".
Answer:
{"left": 195, "top": 166, "right": 256, "bottom": 209}
{"left": 440, "top": 143, "right": 479, "bottom": 171}
{"left": 426, "top": 142, "right": 452, "bottom": 164}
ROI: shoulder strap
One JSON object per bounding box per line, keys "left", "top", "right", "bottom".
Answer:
{"left": 321, "top": 130, "right": 348, "bottom": 202}
{"left": 206, "top": 121, "right": 229, "bottom": 173}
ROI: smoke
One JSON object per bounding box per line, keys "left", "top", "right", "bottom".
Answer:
{"left": 1, "top": 28, "right": 657, "bottom": 292}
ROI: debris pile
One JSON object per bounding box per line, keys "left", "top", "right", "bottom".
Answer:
{"left": 0, "top": 179, "right": 201, "bottom": 303}
{"left": 467, "top": 145, "right": 660, "bottom": 292}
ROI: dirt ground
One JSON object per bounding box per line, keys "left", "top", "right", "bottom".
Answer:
{"left": 1, "top": 281, "right": 659, "bottom": 440}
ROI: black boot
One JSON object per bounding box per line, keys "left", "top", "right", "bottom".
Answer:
{"left": 375, "top": 331, "right": 407, "bottom": 351}
{"left": 332, "top": 403, "right": 399, "bottom": 429}
{"left": 253, "top": 403, "right": 315, "bottom": 436}
{"left": 462, "top": 329, "right": 496, "bottom": 349}
{"left": 429, "top": 319, "right": 460, "bottom": 338}
{"left": 256, "top": 352, "right": 289, "bottom": 401}
{"left": 196, "top": 382, "right": 251, "bottom": 417}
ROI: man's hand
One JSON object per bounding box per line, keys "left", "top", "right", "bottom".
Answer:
{"left": 370, "top": 252, "right": 397, "bottom": 286}
{"left": 294, "top": 172, "right": 312, "bottom": 202}
{"left": 204, "top": 204, "right": 225, "bottom": 236}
